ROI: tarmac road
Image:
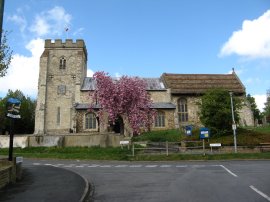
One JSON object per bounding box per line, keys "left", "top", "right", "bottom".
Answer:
{"left": 0, "top": 163, "right": 87, "bottom": 202}
{"left": 23, "top": 159, "right": 270, "bottom": 202}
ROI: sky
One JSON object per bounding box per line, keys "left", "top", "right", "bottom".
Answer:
{"left": 1, "top": 0, "right": 270, "bottom": 111}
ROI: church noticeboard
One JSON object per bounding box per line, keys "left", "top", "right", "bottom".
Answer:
{"left": 6, "top": 98, "right": 21, "bottom": 119}
{"left": 199, "top": 127, "right": 210, "bottom": 139}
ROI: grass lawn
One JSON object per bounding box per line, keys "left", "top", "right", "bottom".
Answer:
{"left": 0, "top": 147, "right": 270, "bottom": 161}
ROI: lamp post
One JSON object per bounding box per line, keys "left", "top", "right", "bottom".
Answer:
{"left": 229, "top": 91, "right": 237, "bottom": 153}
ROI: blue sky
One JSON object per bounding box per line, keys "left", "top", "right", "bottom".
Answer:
{"left": 1, "top": 0, "right": 270, "bottom": 111}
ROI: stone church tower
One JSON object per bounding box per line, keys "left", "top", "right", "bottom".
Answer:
{"left": 35, "top": 39, "right": 87, "bottom": 135}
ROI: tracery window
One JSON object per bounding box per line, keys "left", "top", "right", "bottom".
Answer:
{"left": 178, "top": 98, "right": 188, "bottom": 122}
{"left": 85, "top": 113, "right": 97, "bottom": 129}
{"left": 155, "top": 111, "right": 165, "bottom": 127}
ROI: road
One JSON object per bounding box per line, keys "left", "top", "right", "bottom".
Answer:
{"left": 24, "top": 159, "right": 270, "bottom": 202}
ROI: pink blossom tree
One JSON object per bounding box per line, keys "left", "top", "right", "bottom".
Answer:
{"left": 91, "top": 71, "right": 156, "bottom": 134}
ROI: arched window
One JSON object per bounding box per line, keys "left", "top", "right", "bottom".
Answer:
{"left": 178, "top": 98, "right": 188, "bottom": 122}
{"left": 85, "top": 113, "right": 96, "bottom": 129}
{"left": 155, "top": 111, "right": 165, "bottom": 127}
{"left": 59, "top": 57, "right": 66, "bottom": 69}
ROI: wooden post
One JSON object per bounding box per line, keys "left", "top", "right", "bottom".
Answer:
{"left": 132, "top": 143, "right": 135, "bottom": 157}
{"left": 203, "top": 139, "right": 205, "bottom": 156}
{"left": 8, "top": 118, "right": 14, "bottom": 161}
{"left": 166, "top": 141, "right": 169, "bottom": 156}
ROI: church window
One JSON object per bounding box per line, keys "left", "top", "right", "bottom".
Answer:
{"left": 85, "top": 113, "right": 97, "bottom": 129}
{"left": 57, "top": 107, "right": 60, "bottom": 125}
{"left": 59, "top": 57, "right": 66, "bottom": 69}
{"left": 178, "top": 98, "right": 188, "bottom": 122}
{"left": 155, "top": 111, "right": 165, "bottom": 127}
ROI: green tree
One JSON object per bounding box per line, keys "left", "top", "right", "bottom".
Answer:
{"left": 0, "top": 89, "right": 36, "bottom": 134}
{"left": 246, "top": 94, "right": 262, "bottom": 125}
{"left": 198, "top": 88, "right": 242, "bottom": 136}
{"left": 0, "top": 31, "right": 13, "bottom": 77}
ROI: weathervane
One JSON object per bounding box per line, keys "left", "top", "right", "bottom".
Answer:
{"left": 65, "top": 26, "right": 69, "bottom": 39}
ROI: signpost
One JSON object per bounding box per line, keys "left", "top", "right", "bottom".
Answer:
{"left": 6, "top": 98, "right": 21, "bottom": 161}
{"left": 199, "top": 128, "right": 210, "bottom": 155}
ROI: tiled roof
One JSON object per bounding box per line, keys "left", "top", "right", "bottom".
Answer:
{"left": 81, "top": 77, "right": 166, "bottom": 91}
{"left": 81, "top": 77, "right": 96, "bottom": 91}
{"left": 161, "top": 72, "right": 245, "bottom": 95}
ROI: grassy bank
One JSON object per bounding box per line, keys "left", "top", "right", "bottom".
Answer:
{"left": 0, "top": 147, "right": 130, "bottom": 161}
{"left": 133, "top": 126, "right": 270, "bottom": 146}
{"left": 0, "top": 147, "right": 270, "bottom": 161}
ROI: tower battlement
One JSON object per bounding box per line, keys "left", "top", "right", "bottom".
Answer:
{"left": 45, "top": 39, "right": 85, "bottom": 48}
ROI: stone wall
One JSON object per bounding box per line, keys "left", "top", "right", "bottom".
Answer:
{"left": 0, "top": 136, "right": 28, "bottom": 148}
{"left": 0, "top": 158, "right": 22, "bottom": 189}
{"left": 149, "top": 90, "right": 171, "bottom": 102}
{"left": 239, "top": 99, "right": 254, "bottom": 127}
{"left": 0, "top": 134, "right": 124, "bottom": 148}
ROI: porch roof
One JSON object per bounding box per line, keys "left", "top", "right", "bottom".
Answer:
{"left": 75, "top": 102, "right": 176, "bottom": 110}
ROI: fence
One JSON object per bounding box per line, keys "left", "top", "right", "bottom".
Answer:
{"left": 132, "top": 140, "right": 206, "bottom": 156}
{"left": 131, "top": 141, "right": 264, "bottom": 156}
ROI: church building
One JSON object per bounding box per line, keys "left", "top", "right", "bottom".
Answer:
{"left": 34, "top": 39, "right": 254, "bottom": 136}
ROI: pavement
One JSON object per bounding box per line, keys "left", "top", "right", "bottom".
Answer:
{"left": 0, "top": 164, "right": 91, "bottom": 202}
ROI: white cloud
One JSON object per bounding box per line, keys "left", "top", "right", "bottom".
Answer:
{"left": 30, "top": 6, "right": 72, "bottom": 37}
{"left": 7, "top": 14, "right": 27, "bottom": 33}
{"left": 0, "top": 38, "right": 44, "bottom": 97}
{"left": 254, "top": 94, "right": 267, "bottom": 112}
{"left": 115, "top": 72, "right": 122, "bottom": 78}
{"left": 87, "top": 69, "right": 94, "bottom": 77}
{"left": 220, "top": 10, "right": 270, "bottom": 58}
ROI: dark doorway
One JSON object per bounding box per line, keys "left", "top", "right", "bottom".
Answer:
{"left": 113, "top": 116, "right": 124, "bottom": 135}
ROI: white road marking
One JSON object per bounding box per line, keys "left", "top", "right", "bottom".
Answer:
{"left": 33, "top": 163, "right": 41, "bottom": 165}
{"left": 210, "top": 165, "right": 221, "bottom": 167}
{"left": 250, "top": 185, "right": 270, "bottom": 201}
{"left": 219, "top": 165, "right": 238, "bottom": 177}
{"left": 56, "top": 164, "right": 64, "bottom": 166}
{"left": 129, "top": 165, "right": 142, "bottom": 168}
{"left": 176, "top": 165, "right": 188, "bottom": 168}
{"left": 76, "top": 165, "right": 84, "bottom": 168}
{"left": 115, "top": 165, "right": 128, "bottom": 168}
{"left": 192, "top": 165, "right": 206, "bottom": 168}
{"left": 145, "top": 165, "right": 157, "bottom": 168}
{"left": 160, "top": 165, "right": 172, "bottom": 168}
{"left": 100, "top": 165, "right": 112, "bottom": 168}
{"left": 45, "top": 163, "right": 52, "bottom": 166}
{"left": 88, "top": 165, "right": 99, "bottom": 168}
